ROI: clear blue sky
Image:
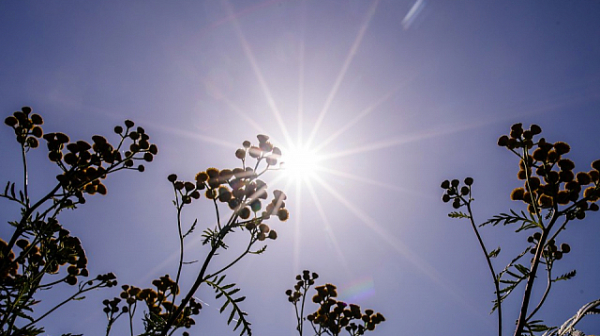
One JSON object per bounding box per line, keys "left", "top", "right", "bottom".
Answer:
{"left": 1, "top": 1, "right": 600, "bottom": 335}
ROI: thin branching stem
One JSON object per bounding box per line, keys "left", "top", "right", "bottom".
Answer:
{"left": 21, "top": 145, "right": 30, "bottom": 209}
{"left": 171, "top": 187, "right": 184, "bottom": 316}
{"left": 513, "top": 213, "right": 558, "bottom": 336}
{"left": 464, "top": 201, "right": 502, "bottom": 336}
{"left": 526, "top": 257, "right": 553, "bottom": 321}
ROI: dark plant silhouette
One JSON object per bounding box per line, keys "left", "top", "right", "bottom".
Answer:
{"left": 441, "top": 123, "right": 600, "bottom": 336}
{"left": 286, "top": 270, "right": 385, "bottom": 336}
{"left": 0, "top": 106, "right": 386, "bottom": 336}
{"left": 1, "top": 107, "right": 155, "bottom": 335}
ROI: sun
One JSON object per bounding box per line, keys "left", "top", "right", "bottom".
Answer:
{"left": 280, "top": 144, "right": 323, "bottom": 182}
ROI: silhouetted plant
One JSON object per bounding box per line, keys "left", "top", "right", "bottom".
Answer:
{"left": 286, "top": 270, "right": 385, "bottom": 336}
{"left": 1, "top": 107, "right": 155, "bottom": 335}
{"left": 1, "top": 107, "right": 385, "bottom": 336}
{"left": 441, "top": 123, "right": 600, "bottom": 336}
{"left": 100, "top": 134, "right": 290, "bottom": 336}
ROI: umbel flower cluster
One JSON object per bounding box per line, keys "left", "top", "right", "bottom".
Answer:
{"left": 103, "top": 275, "right": 201, "bottom": 334}
{"left": 1, "top": 107, "right": 153, "bottom": 336}
{"left": 167, "top": 134, "right": 289, "bottom": 240}
{"left": 497, "top": 123, "right": 600, "bottom": 218}
{"left": 286, "top": 271, "right": 385, "bottom": 336}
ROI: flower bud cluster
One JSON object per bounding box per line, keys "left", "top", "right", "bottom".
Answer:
{"left": 4, "top": 106, "right": 44, "bottom": 148}
{"left": 527, "top": 232, "right": 571, "bottom": 261}
{"left": 440, "top": 177, "right": 474, "bottom": 209}
{"left": 307, "top": 282, "right": 385, "bottom": 335}
{"left": 1, "top": 218, "right": 91, "bottom": 287}
{"left": 168, "top": 135, "right": 289, "bottom": 243}
{"left": 237, "top": 134, "right": 282, "bottom": 166}
{"left": 115, "top": 275, "right": 201, "bottom": 329}
{"left": 0, "top": 238, "right": 19, "bottom": 280}
{"left": 499, "top": 123, "right": 600, "bottom": 216}
{"left": 35, "top": 117, "right": 157, "bottom": 204}
{"left": 285, "top": 270, "right": 319, "bottom": 304}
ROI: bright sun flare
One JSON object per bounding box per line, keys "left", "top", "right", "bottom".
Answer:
{"left": 280, "top": 145, "right": 323, "bottom": 182}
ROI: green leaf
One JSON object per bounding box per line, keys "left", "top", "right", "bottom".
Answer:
{"left": 183, "top": 218, "right": 198, "bottom": 239}
{"left": 553, "top": 270, "right": 576, "bottom": 282}
{"left": 448, "top": 211, "right": 470, "bottom": 219}
{"left": 488, "top": 247, "right": 501, "bottom": 258}
{"left": 514, "top": 264, "right": 530, "bottom": 276}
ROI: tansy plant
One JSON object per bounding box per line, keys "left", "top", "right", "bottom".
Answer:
{"left": 102, "top": 134, "right": 291, "bottom": 336}
{"left": 285, "top": 270, "right": 385, "bottom": 336}
{"left": 1, "top": 107, "right": 385, "bottom": 336}
{"left": 441, "top": 123, "right": 600, "bottom": 336}
{"left": 1, "top": 107, "right": 156, "bottom": 336}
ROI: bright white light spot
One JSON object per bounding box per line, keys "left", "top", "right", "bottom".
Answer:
{"left": 281, "top": 145, "right": 323, "bottom": 182}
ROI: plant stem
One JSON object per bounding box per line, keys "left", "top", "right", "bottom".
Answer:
{"left": 465, "top": 201, "right": 502, "bottom": 336}
{"left": 513, "top": 213, "right": 558, "bottom": 336}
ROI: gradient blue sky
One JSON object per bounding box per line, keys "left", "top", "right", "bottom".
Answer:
{"left": 1, "top": 1, "right": 600, "bottom": 335}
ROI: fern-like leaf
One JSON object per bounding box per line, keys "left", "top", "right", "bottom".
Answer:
{"left": 204, "top": 275, "right": 252, "bottom": 336}
{"left": 448, "top": 211, "right": 470, "bottom": 219}
{"left": 481, "top": 209, "right": 542, "bottom": 231}
{"left": 553, "top": 270, "right": 576, "bottom": 283}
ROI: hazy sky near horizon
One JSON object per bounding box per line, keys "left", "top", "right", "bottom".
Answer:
{"left": 1, "top": 1, "right": 600, "bottom": 335}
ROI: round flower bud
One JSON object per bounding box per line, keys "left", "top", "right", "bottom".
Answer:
{"left": 235, "top": 149, "right": 246, "bottom": 160}
{"left": 124, "top": 120, "right": 134, "bottom": 128}
{"left": 532, "top": 148, "right": 547, "bottom": 162}
{"left": 560, "top": 243, "right": 571, "bottom": 253}
{"left": 277, "top": 208, "right": 289, "bottom": 221}
{"left": 452, "top": 199, "right": 461, "bottom": 209}
{"left": 167, "top": 174, "right": 178, "bottom": 182}
{"left": 442, "top": 194, "right": 451, "bottom": 203}
{"left": 554, "top": 142, "right": 570, "bottom": 155}
{"left": 31, "top": 126, "right": 43, "bottom": 138}
{"left": 5, "top": 116, "right": 18, "bottom": 126}
{"left": 497, "top": 135, "right": 509, "bottom": 147}
{"left": 451, "top": 179, "right": 459, "bottom": 188}
{"left": 248, "top": 146, "right": 262, "bottom": 158}
{"left": 530, "top": 124, "right": 542, "bottom": 135}
{"left": 440, "top": 180, "right": 450, "bottom": 189}
{"left": 576, "top": 172, "right": 591, "bottom": 185}
{"left": 460, "top": 186, "right": 469, "bottom": 196}
{"left": 239, "top": 207, "right": 251, "bottom": 219}
{"left": 464, "top": 177, "right": 473, "bottom": 186}
{"left": 268, "top": 230, "right": 277, "bottom": 240}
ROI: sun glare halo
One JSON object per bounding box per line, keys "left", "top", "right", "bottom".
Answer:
{"left": 281, "top": 145, "right": 323, "bottom": 182}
